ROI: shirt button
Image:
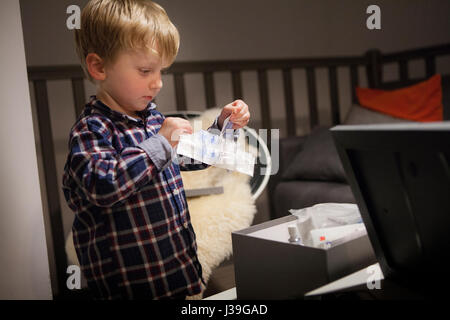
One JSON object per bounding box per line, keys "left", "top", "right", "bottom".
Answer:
{"left": 173, "top": 188, "right": 179, "bottom": 195}
{"left": 183, "top": 221, "right": 188, "bottom": 228}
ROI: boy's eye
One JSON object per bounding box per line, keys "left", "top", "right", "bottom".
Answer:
{"left": 140, "top": 69, "right": 151, "bottom": 74}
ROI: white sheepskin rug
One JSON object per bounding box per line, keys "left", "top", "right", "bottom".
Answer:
{"left": 65, "top": 108, "right": 257, "bottom": 299}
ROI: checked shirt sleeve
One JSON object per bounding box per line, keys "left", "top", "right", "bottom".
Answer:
{"left": 67, "top": 117, "right": 171, "bottom": 207}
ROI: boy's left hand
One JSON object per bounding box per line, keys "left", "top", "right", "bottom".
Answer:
{"left": 218, "top": 100, "right": 250, "bottom": 130}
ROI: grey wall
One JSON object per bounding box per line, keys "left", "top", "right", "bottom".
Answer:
{"left": 20, "top": 0, "right": 450, "bottom": 63}
{"left": 0, "top": 0, "right": 52, "bottom": 299}
{"left": 17, "top": 0, "right": 450, "bottom": 294}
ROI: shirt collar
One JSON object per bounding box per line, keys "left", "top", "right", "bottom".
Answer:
{"left": 88, "top": 95, "right": 156, "bottom": 123}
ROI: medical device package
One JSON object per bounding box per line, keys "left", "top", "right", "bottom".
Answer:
{"left": 176, "top": 128, "right": 256, "bottom": 176}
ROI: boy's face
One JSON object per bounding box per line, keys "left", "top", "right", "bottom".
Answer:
{"left": 98, "top": 48, "right": 167, "bottom": 117}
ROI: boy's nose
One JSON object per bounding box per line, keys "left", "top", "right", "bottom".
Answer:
{"left": 149, "top": 73, "right": 163, "bottom": 90}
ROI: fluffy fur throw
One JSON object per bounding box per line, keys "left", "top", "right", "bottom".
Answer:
{"left": 65, "top": 108, "right": 257, "bottom": 299}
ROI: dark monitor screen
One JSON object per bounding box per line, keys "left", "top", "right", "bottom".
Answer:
{"left": 331, "top": 122, "right": 450, "bottom": 292}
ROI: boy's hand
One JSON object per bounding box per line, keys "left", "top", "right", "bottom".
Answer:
{"left": 159, "top": 117, "right": 193, "bottom": 148}
{"left": 218, "top": 100, "right": 250, "bottom": 130}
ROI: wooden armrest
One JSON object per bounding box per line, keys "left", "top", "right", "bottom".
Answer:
{"left": 185, "top": 186, "right": 224, "bottom": 198}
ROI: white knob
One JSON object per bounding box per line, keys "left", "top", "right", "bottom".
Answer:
{"left": 288, "top": 224, "right": 300, "bottom": 242}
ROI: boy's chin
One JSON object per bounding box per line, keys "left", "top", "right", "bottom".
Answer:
{"left": 141, "top": 97, "right": 154, "bottom": 106}
{"left": 137, "top": 101, "right": 151, "bottom": 109}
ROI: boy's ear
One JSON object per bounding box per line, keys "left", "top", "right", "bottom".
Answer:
{"left": 86, "top": 53, "right": 106, "bottom": 81}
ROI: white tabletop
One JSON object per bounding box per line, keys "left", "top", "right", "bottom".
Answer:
{"left": 203, "top": 287, "right": 237, "bottom": 300}
{"left": 203, "top": 263, "right": 384, "bottom": 300}
{"left": 305, "top": 263, "right": 384, "bottom": 296}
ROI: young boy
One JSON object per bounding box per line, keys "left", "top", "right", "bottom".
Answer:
{"left": 62, "top": 0, "right": 250, "bottom": 300}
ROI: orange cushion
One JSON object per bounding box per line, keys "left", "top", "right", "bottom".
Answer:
{"left": 356, "top": 74, "right": 443, "bottom": 122}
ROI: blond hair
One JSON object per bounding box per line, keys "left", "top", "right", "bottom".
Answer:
{"left": 75, "top": 0, "right": 179, "bottom": 82}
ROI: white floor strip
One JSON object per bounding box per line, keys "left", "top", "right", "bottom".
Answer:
{"left": 203, "top": 287, "right": 237, "bottom": 300}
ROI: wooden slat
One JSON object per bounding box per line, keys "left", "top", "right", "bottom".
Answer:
{"left": 380, "top": 78, "right": 426, "bottom": 90}
{"left": 328, "top": 66, "right": 340, "bottom": 125}
{"left": 71, "top": 78, "right": 86, "bottom": 117}
{"left": 231, "top": 70, "right": 243, "bottom": 100}
{"left": 425, "top": 56, "right": 436, "bottom": 78}
{"left": 257, "top": 69, "right": 272, "bottom": 142}
{"left": 173, "top": 73, "right": 187, "bottom": 111}
{"left": 306, "top": 67, "right": 318, "bottom": 130}
{"left": 28, "top": 65, "right": 84, "bottom": 81}
{"left": 25, "top": 42, "right": 450, "bottom": 79}
{"left": 381, "top": 43, "right": 450, "bottom": 63}
{"left": 399, "top": 59, "right": 409, "bottom": 82}
{"left": 350, "top": 65, "right": 359, "bottom": 105}
{"left": 282, "top": 68, "right": 296, "bottom": 136}
{"left": 366, "top": 49, "right": 382, "bottom": 88}
{"left": 167, "top": 56, "right": 369, "bottom": 74}
{"left": 203, "top": 72, "right": 216, "bottom": 108}
{"left": 33, "top": 80, "right": 68, "bottom": 298}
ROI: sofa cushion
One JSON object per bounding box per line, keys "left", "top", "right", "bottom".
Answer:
{"left": 356, "top": 74, "right": 443, "bottom": 122}
{"left": 273, "top": 180, "right": 355, "bottom": 218}
{"left": 343, "top": 104, "right": 414, "bottom": 125}
{"left": 282, "top": 126, "right": 347, "bottom": 183}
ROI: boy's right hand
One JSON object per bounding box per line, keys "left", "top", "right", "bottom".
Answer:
{"left": 158, "top": 117, "right": 193, "bottom": 148}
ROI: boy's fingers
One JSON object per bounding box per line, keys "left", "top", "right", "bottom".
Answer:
{"left": 224, "top": 100, "right": 249, "bottom": 125}
{"left": 181, "top": 122, "right": 193, "bottom": 134}
{"left": 230, "top": 106, "right": 248, "bottom": 121}
{"left": 231, "top": 113, "right": 250, "bottom": 129}
{"left": 221, "top": 105, "right": 234, "bottom": 117}
{"left": 237, "top": 105, "right": 248, "bottom": 116}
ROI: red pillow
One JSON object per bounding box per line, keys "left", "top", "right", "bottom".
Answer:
{"left": 356, "top": 74, "right": 443, "bottom": 122}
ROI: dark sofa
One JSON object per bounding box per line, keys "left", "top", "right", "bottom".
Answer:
{"left": 270, "top": 74, "right": 450, "bottom": 220}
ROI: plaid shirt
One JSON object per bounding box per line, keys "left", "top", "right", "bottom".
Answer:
{"left": 62, "top": 96, "right": 222, "bottom": 299}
